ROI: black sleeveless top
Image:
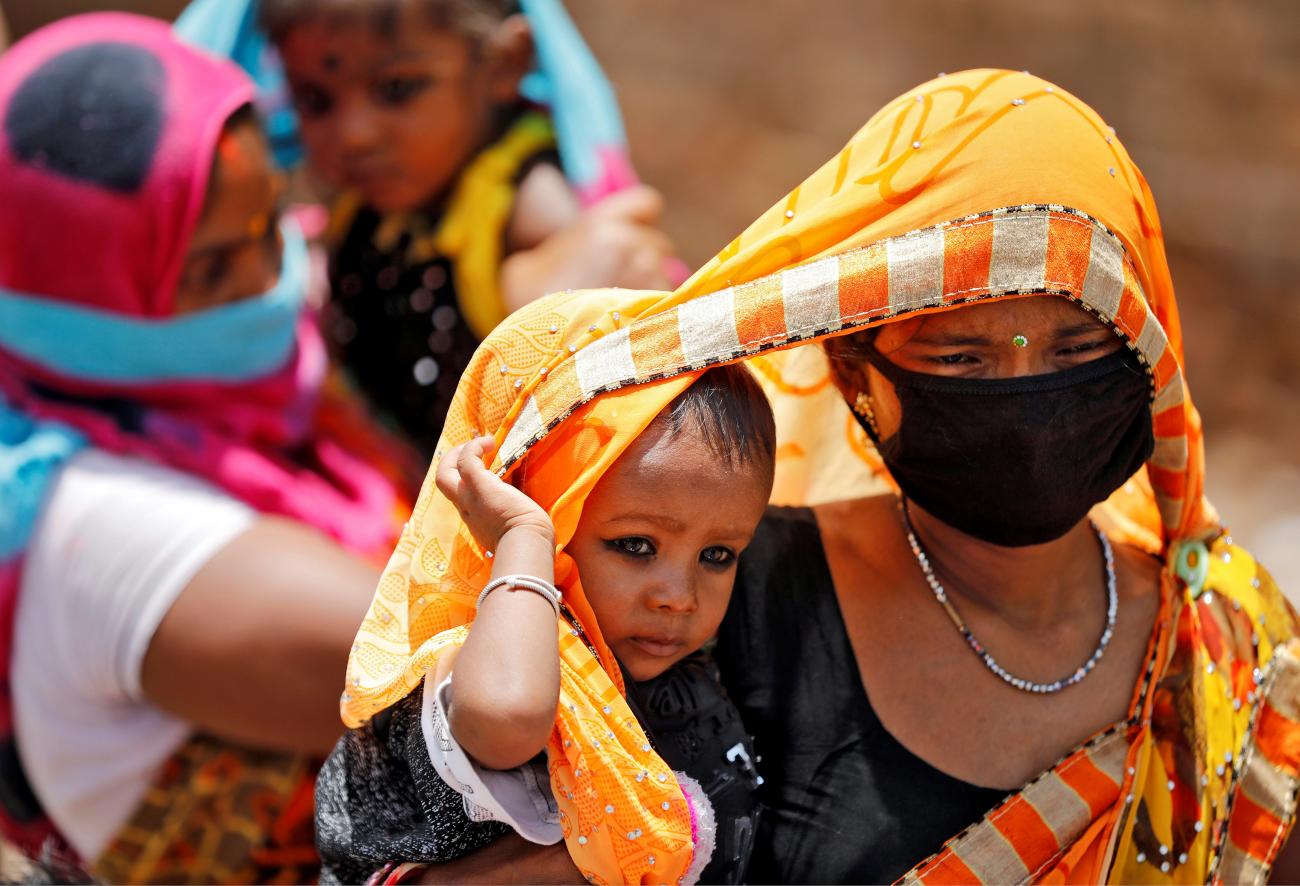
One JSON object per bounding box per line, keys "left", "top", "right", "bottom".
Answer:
{"left": 715, "top": 507, "right": 1007, "bottom": 884}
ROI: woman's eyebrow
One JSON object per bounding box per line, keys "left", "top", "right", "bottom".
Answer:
{"left": 1053, "top": 322, "right": 1109, "bottom": 339}
{"left": 912, "top": 332, "right": 995, "bottom": 346}
{"left": 188, "top": 224, "right": 269, "bottom": 260}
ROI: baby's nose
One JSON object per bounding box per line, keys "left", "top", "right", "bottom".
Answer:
{"left": 337, "top": 103, "right": 383, "bottom": 154}
{"left": 647, "top": 576, "right": 698, "bottom": 613}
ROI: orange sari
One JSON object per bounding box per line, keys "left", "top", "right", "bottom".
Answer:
{"left": 344, "top": 69, "right": 1299, "bottom": 884}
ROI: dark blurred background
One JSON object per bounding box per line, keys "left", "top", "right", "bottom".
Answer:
{"left": 4, "top": 0, "right": 1298, "bottom": 593}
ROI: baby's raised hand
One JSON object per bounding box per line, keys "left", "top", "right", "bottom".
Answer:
{"left": 435, "top": 437, "right": 555, "bottom": 550}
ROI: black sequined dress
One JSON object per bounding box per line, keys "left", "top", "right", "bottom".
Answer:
{"left": 324, "top": 213, "right": 477, "bottom": 458}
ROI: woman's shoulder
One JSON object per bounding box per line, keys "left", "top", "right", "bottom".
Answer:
{"left": 20, "top": 448, "right": 255, "bottom": 694}
{"left": 32, "top": 449, "right": 255, "bottom": 552}
{"left": 51, "top": 448, "right": 244, "bottom": 501}
{"left": 1195, "top": 534, "right": 1299, "bottom": 655}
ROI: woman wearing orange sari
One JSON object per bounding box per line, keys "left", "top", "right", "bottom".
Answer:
{"left": 343, "top": 69, "right": 1299, "bottom": 884}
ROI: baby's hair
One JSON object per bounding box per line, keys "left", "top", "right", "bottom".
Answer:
{"left": 260, "top": 0, "right": 517, "bottom": 43}
{"left": 660, "top": 365, "right": 776, "bottom": 472}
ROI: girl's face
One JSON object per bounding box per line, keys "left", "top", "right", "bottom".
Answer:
{"left": 276, "top": 10, "right": 529, "bottom": 213}
{"left": 174, "top": 118, "right": 284, "bottom": 314}
{"left": 566, "top": 417, "right": 772, "bottom": 682}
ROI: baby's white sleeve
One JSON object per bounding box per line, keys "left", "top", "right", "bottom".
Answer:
{"left": 419, "top": 673, "right": 563, "bottom": 845}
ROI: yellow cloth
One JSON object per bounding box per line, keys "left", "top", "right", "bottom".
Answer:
{"left": 345, "top": 70, "right": 1298, "bottom": 883}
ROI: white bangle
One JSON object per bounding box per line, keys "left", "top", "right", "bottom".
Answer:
{"left": 475, "top": 574, "right": 562, "bottom": 617}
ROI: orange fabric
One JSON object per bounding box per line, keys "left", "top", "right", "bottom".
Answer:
{"left": 991, "top": 797, "right": 1061, "bottom": 869}
{"left": 1228, "top": 793, "right": 1286, "bottom": 863}
{"left": 1257, "top": 709, "right": 1300, "bottom": 776}
{"left": 343, "top": 69, "right": 1298, "bottom": 883}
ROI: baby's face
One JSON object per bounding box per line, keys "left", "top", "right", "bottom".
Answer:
{"left": 566, "top": 418, "right": 772, "bottom": 682}
{"left": 277, "top": 11, "right": 513, "bottom": 212}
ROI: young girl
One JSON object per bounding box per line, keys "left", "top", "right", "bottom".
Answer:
{"left": 240, "top": 0, "right": 677, "bottom": 457}
{"left": 317, "top": 364, "right": 774, "bottom": 885}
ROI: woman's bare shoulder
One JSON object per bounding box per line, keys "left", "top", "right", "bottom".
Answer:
{"left": 812, "top": 494, "right": 899, "bottom": 544}
{"left": 1112, "top": 538, "right": 1165, "bottom": 608}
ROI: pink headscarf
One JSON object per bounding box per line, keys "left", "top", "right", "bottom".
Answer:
{"left": 0, "top": 12, "right": 398, "bottom": 553}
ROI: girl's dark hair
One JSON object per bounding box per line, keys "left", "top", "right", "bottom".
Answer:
{"left": 260, "top": 0, "right": 518, "bottom": 43}
{"left": 661, "top": 364, "right": 776, "bottom": 471}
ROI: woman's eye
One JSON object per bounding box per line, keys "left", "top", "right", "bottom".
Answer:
{"left": 291, "top": 85, "right": 333, "bottom": 118}
{"left": 373, "top": 76, "right": 431, "bottom": 106}
{"left": 201, "top": 252, "right": 231, "bottom": 291}
{"left": 609, "top": 537, "right": 655, "bottom": 557}
{"left": 929, "top": 353, "right": 976, "bottom": 366}
{"left": 1061, "top": 339, "right": 1106, "bottom": 356}
{"left": 700, "top": 546, "right": 736, "bottom": 567}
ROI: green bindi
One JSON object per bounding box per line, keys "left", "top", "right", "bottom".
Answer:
{"left": 1011, "top": 334, "right": 1029, "bottom": 348}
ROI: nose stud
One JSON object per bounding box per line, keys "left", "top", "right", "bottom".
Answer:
{"left": 1011, "top": 334, "right": 1029, "bottom": 348}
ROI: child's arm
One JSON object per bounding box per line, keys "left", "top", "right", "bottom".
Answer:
{"left": 500, "top": 170, "right": 676, "bottom": 313}
{"left": 434, "top": 437, "right": 561, "bottom": 770}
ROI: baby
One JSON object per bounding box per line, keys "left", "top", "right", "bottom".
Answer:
{"left": 317, "top": 365, "right": 774, "bottom": 884}
{"left": 260, "top": 0, "right": 675, "bottom": 456}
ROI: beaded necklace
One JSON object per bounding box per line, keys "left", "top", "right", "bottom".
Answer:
{"left": 899, "top": 499, "right": 1117, "bottom": 694}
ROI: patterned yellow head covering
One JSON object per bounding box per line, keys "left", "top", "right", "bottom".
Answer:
{"left": 345, "top": 70, "right": 1248, "bottom": 883}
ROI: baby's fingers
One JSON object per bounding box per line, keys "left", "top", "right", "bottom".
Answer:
{"left": 444, "top": 436, "right": 498, "bottom": 508}
{"left": 436, "top": 438, "right": 491, "bottom": 504}
{"left": 435, "top": 442, "right": 469, "bottom": 505}
{"left": 455, "top": 436, "right": 498, "bottom": 486}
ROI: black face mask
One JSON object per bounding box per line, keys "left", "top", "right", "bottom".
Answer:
{"left": 852, "top": 346, "right": 1155, "bottom": 547}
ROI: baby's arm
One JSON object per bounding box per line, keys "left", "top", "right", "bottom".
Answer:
{"left": 434, "top": 438, "right": 560, "bottom": 770}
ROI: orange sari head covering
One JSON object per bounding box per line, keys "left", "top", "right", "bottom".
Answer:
{"left": 346, "top": 70, "right": 1297, "bottom": 883}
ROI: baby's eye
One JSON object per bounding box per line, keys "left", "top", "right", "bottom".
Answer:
{"left": 373, "top": 75, "right": 432, "bottom": 106}
{"left": 700, "top": 546, "right": 736, "bottom": 567}
{"left": 291, "top": 84, "right": 333, "bottom": 118}
{"left": 608, "top": 537, "right": 655, "bottom": 557}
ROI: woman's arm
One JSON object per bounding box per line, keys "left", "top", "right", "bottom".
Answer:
{"left": 434, "top": 438, "right": 561, "bottom": 770}
{"left": 139, "top": 516, "right": 380, "bottom": 756}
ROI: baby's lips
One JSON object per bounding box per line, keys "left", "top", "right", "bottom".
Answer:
{"left": 628, "top": 635, "right": 687, "bottom": 658}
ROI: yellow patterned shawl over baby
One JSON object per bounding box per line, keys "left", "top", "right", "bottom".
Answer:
{"left": 344, "top": 70, "right": 1299, "bottom": 884}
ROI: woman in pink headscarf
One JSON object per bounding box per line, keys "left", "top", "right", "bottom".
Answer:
{"left": 0, "top": 13, "right": 406, "bottom": 882}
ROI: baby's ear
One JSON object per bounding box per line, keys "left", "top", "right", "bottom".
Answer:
{"left": 485, "top": 13, "right": 533, "bottom": 103}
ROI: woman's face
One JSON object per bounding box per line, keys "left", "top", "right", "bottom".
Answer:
{"left": 838, "top": 297, "right": 1124, "bottom": 438}
{"left": 173, "top": 118, "right": 284, "bottom": 314}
